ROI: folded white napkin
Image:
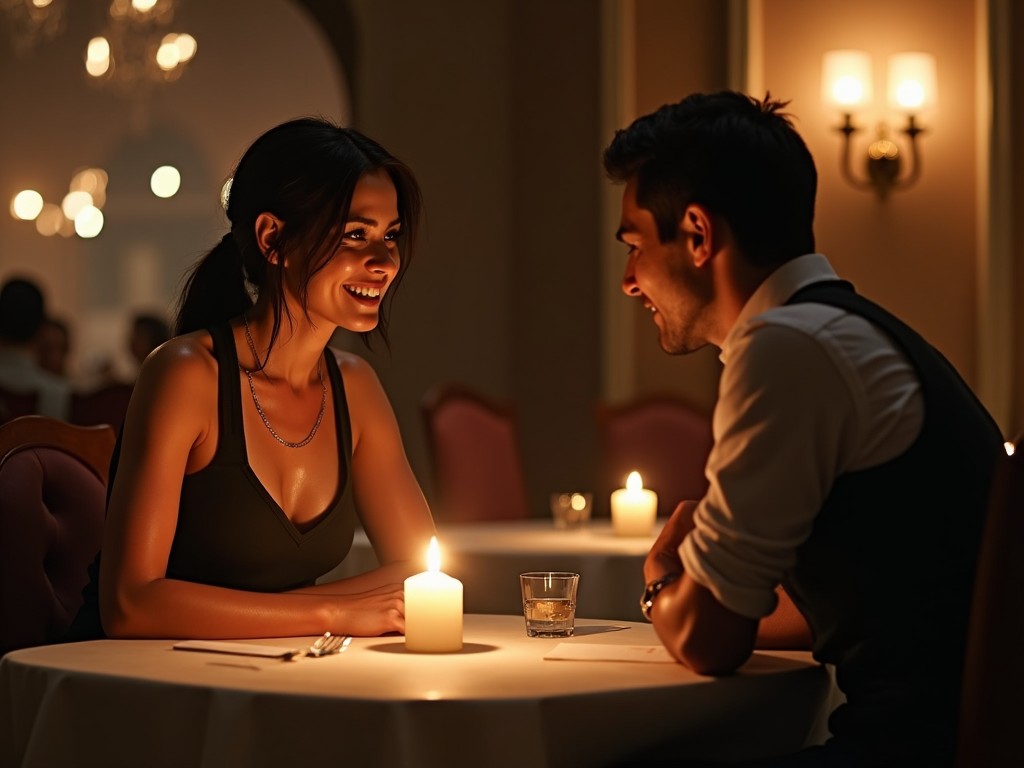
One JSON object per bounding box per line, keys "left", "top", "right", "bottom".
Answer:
{"left": 543, "top": 643, "right": 675, "bottom": 663}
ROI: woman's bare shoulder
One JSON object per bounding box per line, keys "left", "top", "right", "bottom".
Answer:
{"left": 136, "top": 330, "right": 219, "bottom": 397}
{"left": 329, "top": 347, "right": 378, "bottom": 383}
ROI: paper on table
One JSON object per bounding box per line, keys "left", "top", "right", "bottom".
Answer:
{"left": 544, "top": 643, "right": 676, "bottom": 663}
{"left": 173, "top": 640, "right": 296, "bottom": 658}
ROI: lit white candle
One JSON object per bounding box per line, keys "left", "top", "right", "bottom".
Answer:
{"left": 404, "top": 536, "right": 463, "bottom": 652}
{"left": 610, "top": 471, "right": 658, "bottom": 537}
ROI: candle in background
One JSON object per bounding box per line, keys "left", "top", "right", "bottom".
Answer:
{"left": 404, "top": 536, "right": 463, "bottom": 652}
{"left": 610, "top": 471, "right": 658, "bottom": 537}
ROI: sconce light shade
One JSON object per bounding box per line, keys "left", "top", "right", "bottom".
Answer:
{"left": 887, "top": 52, "right": 936, "bottom": 112}
{"left": 823, "top": 48, "right": 934, "bottom": 200}
{"left": 822, "top": 49, "right": 873, "bottom": 110}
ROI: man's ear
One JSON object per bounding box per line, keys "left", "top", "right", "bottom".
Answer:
{"left": 254, "top": 212, "right": 285, "bottom": 265}
{"left": 679, "top": 204, "right": 714, "bottom": 267}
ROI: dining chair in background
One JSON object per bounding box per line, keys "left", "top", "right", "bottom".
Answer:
{"left": 955, "top": 440, "right": 1023, "bottom": 767}
{"left": 0, "top": 384, "right": 38, "bottom": 425}
{"left": 69, "top": 381, "right": 134, "bottom": 433}
{"left": 0, "top": 415, "right": 116, "bottom": 657}
{"left": 420, "top": 383, "right": 531, "bottom": 523}
{"left": 595, "top": 393, "right": 714, "bottom": 519}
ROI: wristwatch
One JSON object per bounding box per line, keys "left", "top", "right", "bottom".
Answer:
{"left": 640, "top": 573, "right": 681, "bottom": 621}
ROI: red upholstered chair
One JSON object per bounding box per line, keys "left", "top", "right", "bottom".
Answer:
{"left": 596, "top": 394, "right": 714, "bottom": 520}
{"left": 955, "top": 441, "right": 1024, "bottom": 767}
{"left": 69, "top": 381, "right": 134, "bottom": 433}
{"left": 0, "top": 415, "right": 115, "bottom": 657}
{"left": 421, "top": 384, "right": 530, "bottom": 523}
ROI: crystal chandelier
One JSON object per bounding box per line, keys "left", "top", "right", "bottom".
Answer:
{"left": 0, "top": 0, "right": 66, "bottom": 58}
{"left": 84, "top": 0, "right": 196, "bottom": 93}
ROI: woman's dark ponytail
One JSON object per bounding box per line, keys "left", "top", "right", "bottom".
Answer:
{"left": 174, "top": 232, "right": 252, "bottom": 335}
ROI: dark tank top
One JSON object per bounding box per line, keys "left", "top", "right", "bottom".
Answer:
{"left": 166, "top": 322, "right": 357, "bottom": 591}
{"left": 67, "top": 323, "right": 357, "bottom": 638}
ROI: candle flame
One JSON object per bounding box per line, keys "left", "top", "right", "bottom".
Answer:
{"left": 426, "top": 536, "right": 441, "bottom": 573}
{"left": 570, "top": 493, "right": 586, "bottom": 511}
{"left": 626, "top": 471, "right": 644, "bottom": 491}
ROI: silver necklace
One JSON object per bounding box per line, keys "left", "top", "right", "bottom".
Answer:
{"left": 241, "top": 313, "right": 326, "bottom": 449}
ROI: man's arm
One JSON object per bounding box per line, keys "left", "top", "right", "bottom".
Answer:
{"left": 648, "top": 574, "right": 758, "bottom": 675}
{"left": 643, "top": 501, "right": 758, "bottom": 675}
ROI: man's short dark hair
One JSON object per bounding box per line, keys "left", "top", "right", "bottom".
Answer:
{"left": 0, "top": 277, "right": 46, "bottom": 344}
{"left": 603, "top": 91, "right": 817, "bottom": 267}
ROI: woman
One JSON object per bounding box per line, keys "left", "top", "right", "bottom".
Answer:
{"left": 74, "top": 117, "right": 436, "bottom": 640}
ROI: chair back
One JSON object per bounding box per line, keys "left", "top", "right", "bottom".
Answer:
{"left": 0, "top": 415, "right": 116, "bottom": 656}
{"left": 69, "top": 382, "right": 134, "bottom": 433}
{"left": 955, "top": 443, "right": 1024, "bottom": 766}
{"left": 596, "top": 394, "right": 713, "bottom": 519}
{"left": 0, "top": 385, "right": 39, "bottom": 424}
{"left": 421, "top": 384, "right": 530, "bottom": 522}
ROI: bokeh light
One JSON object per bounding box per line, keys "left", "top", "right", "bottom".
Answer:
{"left": 150, "top": 165, "right": 181, "bottom": 198}
{"left": 11, "top": 190, "right": 44, "bottom": 221}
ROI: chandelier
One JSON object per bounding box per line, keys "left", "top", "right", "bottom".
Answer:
{"left": 84, "top": 0, "right": 196, "bottom": 92}
{"left": 0, "top": 0, "right": 67, "bottom": 57}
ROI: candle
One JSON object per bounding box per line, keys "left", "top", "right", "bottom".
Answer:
{"left": 404, "top": 536, "right": 463, "bottom": 652}
{"left": 610, "top": 471, "right": 658, "bottom": 537}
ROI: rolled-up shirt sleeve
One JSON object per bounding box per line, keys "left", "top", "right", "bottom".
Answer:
{"left": 680, "top": 315, "right": 864, "bottom": 620}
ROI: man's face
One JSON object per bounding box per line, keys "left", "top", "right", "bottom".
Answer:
{"left": 616, "top": 177, "right": 713, "bottom": 355}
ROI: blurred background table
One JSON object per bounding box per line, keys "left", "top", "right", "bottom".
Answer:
{"left": 0, "top": 615, "right": 839, "bottom": 768}
{"left": 323, "top": 519, "right": 663, "bottom": 621}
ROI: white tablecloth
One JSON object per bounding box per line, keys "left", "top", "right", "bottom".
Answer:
{"left": 322, "top": 520, "right": 661, "bottom": 621}
{"left": 0, "top": 615, "right": 839, "bottom": 768}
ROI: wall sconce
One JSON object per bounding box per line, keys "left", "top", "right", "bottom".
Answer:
{"left": 822, "top": 49, "right": 936, "bottom": 200}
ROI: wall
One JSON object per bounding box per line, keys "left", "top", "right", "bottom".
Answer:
{"left": 340, "top": 0, "right": 605, "bottom": 514}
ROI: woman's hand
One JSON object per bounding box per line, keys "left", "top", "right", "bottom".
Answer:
{"left": 331, "top": 583, "right": 406, "bottom": 637}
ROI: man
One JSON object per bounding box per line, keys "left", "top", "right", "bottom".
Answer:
{"left": 0, "top": 276, "right": 71, "bottom": 420}
{"left": 604, "top": 92, "right": 1004, "bottom": 766}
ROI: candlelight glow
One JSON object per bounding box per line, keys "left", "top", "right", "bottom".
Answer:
{"left": 426, "top": 536, "right": 441, "bottom": 573}
{"left": 626, "top": 471, "right": 644, "bottom": 492}
{"left": 570, "top": 493, "right": 587, "bottom": 511}
{"left": 1006, "top": 441, "right": 1016, "bottom": 456}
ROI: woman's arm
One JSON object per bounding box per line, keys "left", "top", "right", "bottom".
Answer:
{"left": 99, "top": 337, "right": 405, "bottom": 639}
{"left": 333, "top": 351, "right": 436, "bottom": 574}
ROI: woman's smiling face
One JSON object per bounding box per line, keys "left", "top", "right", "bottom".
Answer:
{"left": 304, "top": 169, "right": 402, "bottom": 334}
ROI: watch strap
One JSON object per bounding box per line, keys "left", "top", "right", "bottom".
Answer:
{"left": 640, "top": 573, "right": 681, "bottom": 621}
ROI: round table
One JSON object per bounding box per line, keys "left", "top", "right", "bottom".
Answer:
{"left": 0, "top": 615, "right": 839, "bottom": 768}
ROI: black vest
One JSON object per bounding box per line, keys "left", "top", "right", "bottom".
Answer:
{"left": 783, "top": 281, "right": 1003, "bottom": 766}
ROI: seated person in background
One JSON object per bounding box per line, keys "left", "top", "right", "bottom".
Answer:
{"left": 69, "top": 117, "right": 436, "bottom": 642}
{"left": 0, "top": 276, "right": 71, "bottom": 420}
{"left": 127, "top": 312, "right": 170, "bottom": 371}
{"left": 604, "top": 92, "right": 1005, "bottom": 767}
{"left": 35, "top": 315, "right": 71, "bottom": 377}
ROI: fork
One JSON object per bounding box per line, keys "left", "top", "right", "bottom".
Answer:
{"left": 305, "top": 632, "right": 351, "bottom": 658}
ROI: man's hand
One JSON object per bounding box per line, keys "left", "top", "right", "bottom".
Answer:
{"left": 644, "top": 499, "right": 698, "bottom": 584}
